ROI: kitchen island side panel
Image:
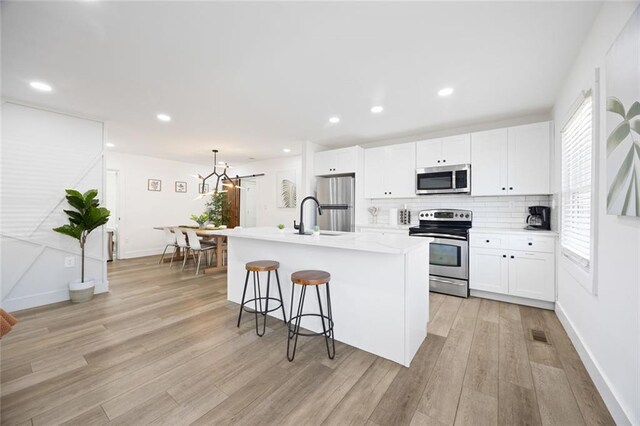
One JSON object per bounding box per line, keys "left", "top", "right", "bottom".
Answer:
{"left": 226, "top": 236, "right": 429, "bottom": 366}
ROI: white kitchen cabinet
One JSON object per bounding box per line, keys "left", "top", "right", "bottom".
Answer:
{"left": 507, "top": 122, "right": 551, "bottom": 195}
{"left": 469, "top": 231, "right": 556, "bottom": 303}
{"left": 508, "top": 251, "right": 555, "bottom": 302}
{"left": 469, "top": 247, "right": 509, "bottom": 294}
{"left": 416, "top": 134, "right": 470, "bottom": 168}
{"left": 364, "top": 142, "right": 416, "bottom": 198}
{"left": 471, "top": 122, "right": 551, "bottom": 196}
{"left": 314, "top": 146, "right": 359, "bottom": 176}
{"left": 470, "top": 128, "right": 508, "bottom": 196}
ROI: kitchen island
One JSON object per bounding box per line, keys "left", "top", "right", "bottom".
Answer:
{"left": 213, "top": 227, "right": 431, "bottom": 367}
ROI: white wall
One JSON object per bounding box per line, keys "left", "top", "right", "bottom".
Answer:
{"left": 552, "top": 3, "right": 640, "bottom": 424}
{"left": 1, "top": 102, "right": 106, "bottom": 311}
{"left": 233, "top": 156, "right": 302, "bottom": 228}
{"left": 106, "top": 152, "right": 207, "bottom": 259}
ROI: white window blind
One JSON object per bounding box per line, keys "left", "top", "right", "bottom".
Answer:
{"left": 561, "top": 94, "right": 593, "bottom": 268}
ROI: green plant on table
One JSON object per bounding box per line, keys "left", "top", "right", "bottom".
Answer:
{"left": 53, "top": 189, "right": 111, "bottom": 283}
{"left": 277, "top": 224, "right": 285, "bottom": 230}
{"left": 190, "top": 213, "right": 209, "bottom": 226}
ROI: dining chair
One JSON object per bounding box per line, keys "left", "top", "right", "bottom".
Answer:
{"left": 159, "top": 228, "right": 179, "bottom": 265}
{"left": 173, "top": 228, "right": 191, "bottom": 270}
{"left": 186, "top": 229, "right": 216, "bottom": 275}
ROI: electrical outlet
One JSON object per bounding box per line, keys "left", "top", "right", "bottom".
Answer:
{"left": 64, "top": 256, "right": 75, "bottom": 268}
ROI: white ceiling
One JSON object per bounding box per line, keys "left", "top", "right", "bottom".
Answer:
{"left": 2, "top": 1, "right": 600, "bottom": 165}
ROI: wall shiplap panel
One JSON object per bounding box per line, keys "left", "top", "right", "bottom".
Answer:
{"left": 1, "top": 102, "right": 106, "bottom": 311}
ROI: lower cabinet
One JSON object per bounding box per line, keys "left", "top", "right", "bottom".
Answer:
{"left": 508, "top": 251, "right": 555, "bottom": 301}
{"left": 469, "top": 248, "right": 509, "bottom": 294}
{"left": 470, "top": 232, "right": 556, "bottom": 302}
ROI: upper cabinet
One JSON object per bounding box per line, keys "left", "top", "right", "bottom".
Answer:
{"left": 416, "top": 134, "right": 471, "bottom": 168}
{"left": 364, "top": 142, "right": 416, "bottom": 199}
{"left": 314, "top": 146, "right": 360, "bottom": 176}
{"left": 471, "top": 121, "right": 551, "bottom": 196}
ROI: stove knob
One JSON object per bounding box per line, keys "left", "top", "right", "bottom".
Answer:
{"left": 465, "top": 214, "right": 470, "bottom": 218}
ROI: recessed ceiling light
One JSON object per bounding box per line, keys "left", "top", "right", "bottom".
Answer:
{"left": 283, "top": 148, "right": 291, "bottom": 153}
{"left": 329, "top": 116, "right": 340, "bottom": 124}
{"left": 157, "top": 113, "right": 171, "bottom": 122}
{"left": 30, "top": 81, "right": 52, "bottom": 92}
{"left": 371, "top": 106, "right": 384, "bottom": 114}
{"left": 438, "top": 87, "right": 454, "bottom": 97}
{"left": 105, "top": 143, "right": 115, "bottom": 148}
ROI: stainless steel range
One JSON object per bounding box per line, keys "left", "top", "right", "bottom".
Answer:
{"left": 409, "top": 209, "right": 472, "bottom": 298}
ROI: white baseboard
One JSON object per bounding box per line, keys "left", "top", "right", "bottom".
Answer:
{"left": 470, "top": 290, "right": 555, "bottom": 310}
{"left": 119, "top": 247, "right": 165, "bottom": 259}
{"left": 3, "top": 280, "right": 109, "bottom": 313}
{"left": 555, "top": 302, "right": 633, "bottom": 426}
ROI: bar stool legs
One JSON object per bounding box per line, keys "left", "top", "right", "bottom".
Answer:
{"left": 237, "top": 261, "right": 287, "bottom": 337}
{"left": 287, "top": 270, "right": 335, "bottom": 362}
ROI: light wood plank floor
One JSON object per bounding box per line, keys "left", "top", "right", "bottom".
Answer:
{"left": 1, "top": 256, "right": 614, "bottom": 425}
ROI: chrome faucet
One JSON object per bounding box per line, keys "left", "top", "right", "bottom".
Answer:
{"left": 294, "top": 196, "right": 323, "bottom": 234}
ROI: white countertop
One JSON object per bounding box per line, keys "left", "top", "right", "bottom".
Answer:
{"left": 356, "top": 223, "right": 412, "bottom": 230}
{"left": 470, "top": 227, "right": 558, "bottom": 237}
{"left": 213, "top": 227, "right": 431, "bottom": 254}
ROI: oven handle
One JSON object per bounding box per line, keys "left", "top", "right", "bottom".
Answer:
{"left": 411, "top": 232, "right": 467, "bottom": 240}
{"left": 430, "top": 276, "right": 467, "bottom": 286}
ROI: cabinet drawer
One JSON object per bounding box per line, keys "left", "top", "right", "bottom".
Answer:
{"left": 469, "top": 233, "right": 507, "bottom": 249}
{"left": 509, "top": 235, "right": 554, "bottom": 253}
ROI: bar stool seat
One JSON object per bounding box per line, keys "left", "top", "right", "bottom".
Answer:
{"left": 246, "top": 260, "right": 280, "bottom": 272}
{"left": 287, "top": 269, "right": 335, "bottom": 362}
{"left": 291, "top": 270, "right": 331, "bottom": 286}
{"left": 237, "top": 260, "right": 287, "bottom": 336}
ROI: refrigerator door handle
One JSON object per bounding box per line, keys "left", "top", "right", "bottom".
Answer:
{"left": 319, "top": 204, "right": 349, "bottom": 210}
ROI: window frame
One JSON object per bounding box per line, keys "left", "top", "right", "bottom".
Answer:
{"left": 559, "top": 69, "right": 600, "bottom": 295}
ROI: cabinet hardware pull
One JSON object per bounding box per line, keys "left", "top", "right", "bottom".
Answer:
{"left": 437, "top": 160, "right": 441, "bottom": 163}
{"left": 509, "top": 187, "right": 513, "bottom": 190}
{"left": 443, "top": 159, "right": 446, "bottom": 163}
{"left": 510, "top": 255, "right": 515, "bottom": 259}
{"left": 502, "top": 255, "right": 506, "bottom": 258}
{"left": 528, "top": 242, "right": 532, "bottom": 246}
{"left": 486, "top": 240, "right": 490, "bottom": 243}
{"left": 502, "top": 187, "right": 506, "bottom": 190}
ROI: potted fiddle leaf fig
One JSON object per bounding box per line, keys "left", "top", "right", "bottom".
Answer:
{"left": 53, "top": 189, "right": 110, "bottom": 303}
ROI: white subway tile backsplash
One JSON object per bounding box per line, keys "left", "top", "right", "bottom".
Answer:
{"left": 365, "top": 195, "right": 552, "bottom": 229}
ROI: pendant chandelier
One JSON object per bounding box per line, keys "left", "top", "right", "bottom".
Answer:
{"left": 193, "top": 149, "right": 242, "bottom": 197}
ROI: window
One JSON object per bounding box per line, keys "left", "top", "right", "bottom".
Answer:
{"left": 561, "top": 93, "right": 593, "bottom": 269}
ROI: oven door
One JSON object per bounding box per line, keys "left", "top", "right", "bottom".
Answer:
{"left": 422, "top": 235, "right": 468, "bottom": 280}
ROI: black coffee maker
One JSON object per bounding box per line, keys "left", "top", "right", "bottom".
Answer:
{"left": 526, "top": 206, "right": 551, "bottom": 230}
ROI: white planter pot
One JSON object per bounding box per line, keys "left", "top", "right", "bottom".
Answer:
{"left": 69, "top": 279, "right": 95, "bottom": 303}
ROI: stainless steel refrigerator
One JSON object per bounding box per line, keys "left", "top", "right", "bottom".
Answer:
{"left": 316, "top": 176, "right": 355, "bottom": 232}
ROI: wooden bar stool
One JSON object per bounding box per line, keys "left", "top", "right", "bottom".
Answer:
{"left": 237, "top": 260, "right": 287, "bottom": 337}
{"left": 287, "top": 270, "right": 335, "bottom": 362}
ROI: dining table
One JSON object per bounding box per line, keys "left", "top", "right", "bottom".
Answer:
{"left": 154, "top": 226, "right": 227, "bottom": 274}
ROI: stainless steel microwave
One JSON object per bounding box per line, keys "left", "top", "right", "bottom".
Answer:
{"left": 416, "top": 164, "right": 471, "bottom": 195}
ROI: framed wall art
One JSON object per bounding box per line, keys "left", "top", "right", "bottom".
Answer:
{"left": 147, "top": 179, "right": 161, "bottom": 192}
{"left": 276, "top": 170, "right": 297, "bottom": 208}
{"left": 606, "top": 6, "right": 640, "bottom": 216}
